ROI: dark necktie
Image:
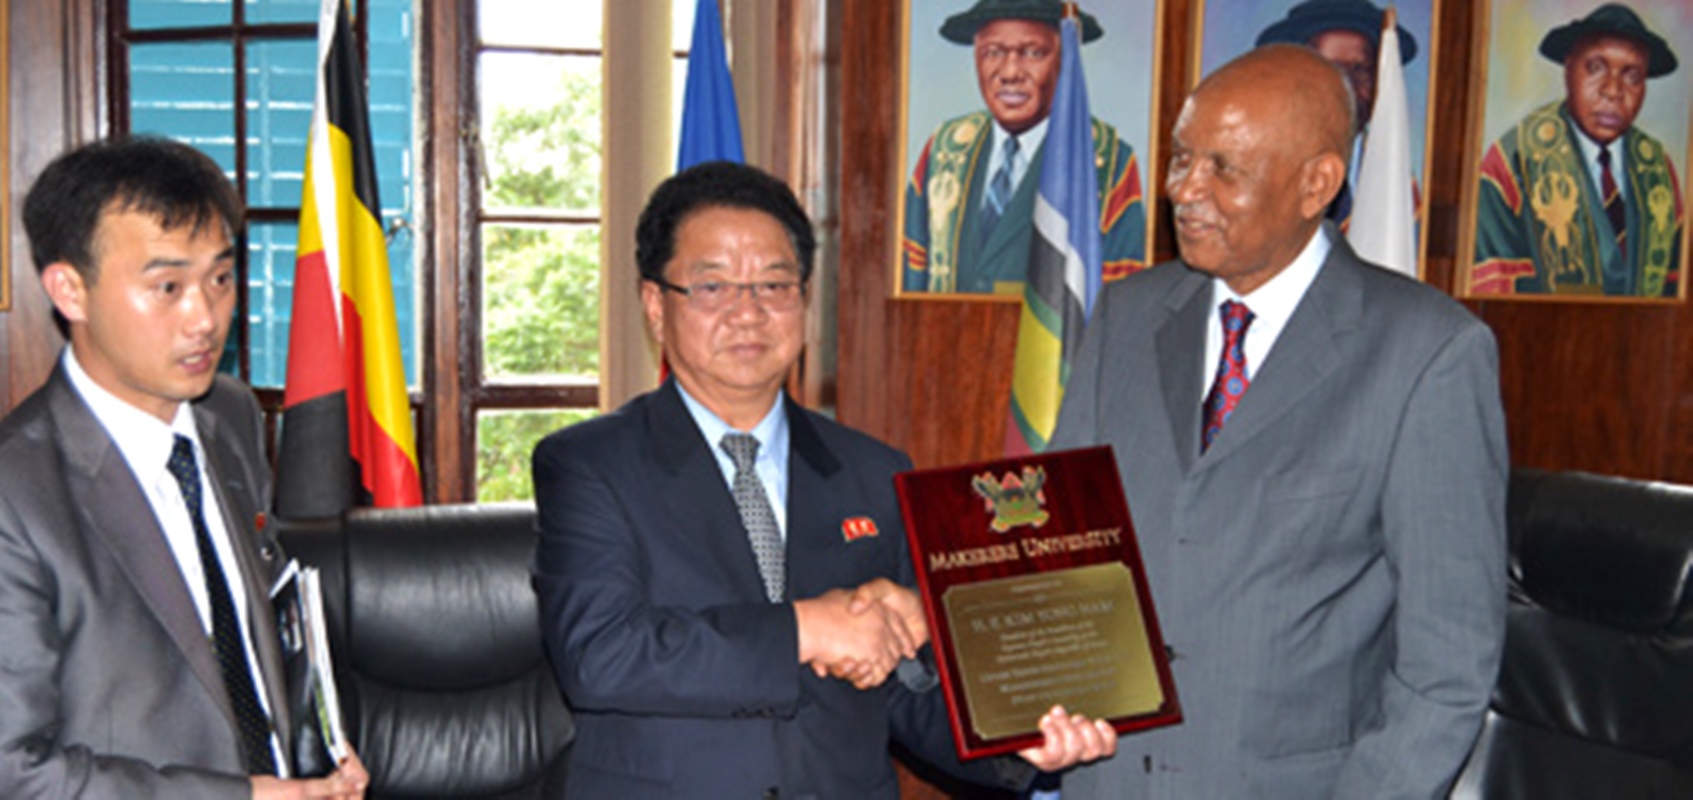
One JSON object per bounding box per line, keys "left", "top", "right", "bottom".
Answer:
{"left": 1201, "top": 301, "right": 1255, "bottom": 453}
{"left": 721, "top": 433, "right": 784, "bottom": 602}
{"left": 166, "top": 435, "right": 277, "bottom": 775}
{"left": 980, "top": 134, "right": 1021, "bottom": 241}
{"left": 1598, "top": 147, "right": 1627, "bottom": 257}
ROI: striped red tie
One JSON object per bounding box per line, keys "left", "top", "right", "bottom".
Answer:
{"left": 1202, "top": 300, "right": 1254, "bottom": 453}
{"left": 1599, "top": 148, "right": 1627, "bottom": 257}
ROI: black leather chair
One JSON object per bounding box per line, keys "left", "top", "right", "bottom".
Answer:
{"left": 1452, "top": 469, "right": 1693, "bottom": 798}
{"left": 269, "top": 468, "right": 1693, "bottom": 798}
{"left": 278, "top": 503, "right": 572, "bottom": 799}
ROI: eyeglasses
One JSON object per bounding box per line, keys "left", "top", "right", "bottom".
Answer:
{"left": 653, "top": 277, "right": 805, "bottom": 313}
{"left": 977, "top": 44, "right": 1054, "bottom": 64}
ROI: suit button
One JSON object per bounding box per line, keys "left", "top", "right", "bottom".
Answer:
{"left": 763, "top": 788, "right": 778, "bottom": 799}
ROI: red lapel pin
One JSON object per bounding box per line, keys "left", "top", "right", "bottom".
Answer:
{"left": 841, "top": 516, "right": 879, "bottom": 541}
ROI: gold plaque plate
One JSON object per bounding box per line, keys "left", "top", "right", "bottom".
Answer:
{"left": 943, "top": 562, "right": 1165, "bottom": 740}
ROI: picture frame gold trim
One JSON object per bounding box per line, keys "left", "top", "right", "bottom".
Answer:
{"left": 1190, "top": 0, "right": 1443, "bottom": 283}
{"left": 891, "top": 0, "right": 1167, "bottom": 302}
{"left": 1455, "top": 0, "right": 1690, "bottom": 304}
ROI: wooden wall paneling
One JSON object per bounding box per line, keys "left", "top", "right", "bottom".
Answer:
{"left": 1481, "top": 302, "right": 1680, "bottom": 481}
{"left": 838, "top": 0, "right": 1194, "bottom": 470}
{"left": 1447, "top": 1, "right": 1693, "bottom": 484}
{"left": 4, "top": 0, "right": 101, "bottom": 415}
{"left": 834, "top": 0, "right": 896, "bottom": 446}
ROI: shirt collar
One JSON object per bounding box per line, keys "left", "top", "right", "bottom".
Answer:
{"left": 62, "top": 348, "right": 203, "bottom": 479}
{"left": 1213, "top": 224, "right": 1330, "bottom": 312}
{"left": 1571, "top": 123, "right": 1625, "bottom": 190}
{"left": 1207, "top": 224, "right": 1330, "bottom": 380}
{"left": 991, "top": 117, "right": 1049, "bottom": 163}
{"left": 675, "top": 382, "right": 788, "bottom": 468}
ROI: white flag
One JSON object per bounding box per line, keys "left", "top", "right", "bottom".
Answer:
{"left": 1347, "top": 8, "right": 1418, "bottom": 278}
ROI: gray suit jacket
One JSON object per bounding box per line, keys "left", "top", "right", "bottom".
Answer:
{"left": 0, "top": 363, "right": 292, "bottom": 799}
{"left": 1052, "top": 232, "right": 1508, "bottom": 799}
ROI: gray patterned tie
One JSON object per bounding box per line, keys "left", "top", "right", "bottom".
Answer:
{"left": 720, "top": 433, "right": 784, "bottom": 602}
{"left": 166, "top": 435, "right": 277, "bottom": 775}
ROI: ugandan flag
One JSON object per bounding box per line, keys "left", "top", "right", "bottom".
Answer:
{"left": 275, "top": 0, "right": 421, "bottom": 516}
{"left": 1005, "top": 9, "right": 1102, "bottom": 457}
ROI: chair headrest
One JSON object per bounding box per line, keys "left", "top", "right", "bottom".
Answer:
{"left": 1510, "top": 469, "right": 1693, "bottom": 635}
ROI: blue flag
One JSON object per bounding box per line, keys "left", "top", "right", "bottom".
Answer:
{"left": 1006, "top": 12, "right": 1102, "bottom": 455}
{"left": 678, "top": 0, "right": 744, "bottom": 169}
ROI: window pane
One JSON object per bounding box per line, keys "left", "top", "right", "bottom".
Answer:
{"left": 479, "top": 0, "right": 601, "bottom": 50}
{"left": 477, "top": 408, "right": 598, "bottom": 501}
{"left": 481, "top": 223, "right": 601, "bottom": 383}
{"left": 244, "top": 39, "right": 315, "bottom": 208}
{"left": 131, "top": 0, "right": 231, "bottom": 29}
{"left": 130, "top": 42, "right": 236, "bottom": 171}
{"left": 480, "top": 53, "right": 602, "bottom": 217}
{"left": 245, "top": 0, "right": 319, "bottom": 24}
{"left": 247, "top": 221, "right": 300, "bottom": 389}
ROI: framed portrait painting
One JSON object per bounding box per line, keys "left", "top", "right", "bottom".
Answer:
{"left": 1195, "top": 0, "right": 1440, "bottom": 280}
{"left": 894, "top": 0, "right": 1166, "bottom": 300}
{"left": 1458, "top": 0, "right": 1689, "bottom": 302}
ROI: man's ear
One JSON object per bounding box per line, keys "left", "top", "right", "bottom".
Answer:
{"left": 639, "top": 279, "right": 665, "bottom": 347}
{"left": 1298, "top": 152, "right": 1348, "bottom": 221}
{"left": 41, "top": 263, "right": 90, "bottom": 325}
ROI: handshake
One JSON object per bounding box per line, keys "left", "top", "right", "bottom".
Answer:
{"left": 794, "top": 578, "right": 927, "bottom": 690}
{"left": 791, "top": 578, "right": 1119, "bottom": 771}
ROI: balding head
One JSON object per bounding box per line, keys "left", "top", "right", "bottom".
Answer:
{"left": 1199, "top": 44, "right": 1356, "bottom": 159}
{"left": 1165, "top": 45, "right": 1352, "bottom": 294}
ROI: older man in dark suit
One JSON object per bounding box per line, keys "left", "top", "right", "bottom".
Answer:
{"left": 533, "top": 161, "right": 1115, "bottom": 798}
{"left": 1052, "top": 46, "right": 1507, "bottom": 798}
{"left": 0, "top": 137, "right": 367, "bottom": 798}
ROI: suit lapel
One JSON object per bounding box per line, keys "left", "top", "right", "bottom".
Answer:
{"left": 644, "top": 382, "right": 772, "bottom": 602}
{"left": 45, "top": 371, "right": 232, "bottom": 723}
{"left": 782, "top": 396, "right": 844, "bottom": 600}
{"left": 1153, "top": 273, "right": 1212, "bottom": 474}
{"left": 1196, "top": 244, "right": 1363, "bottom": 467}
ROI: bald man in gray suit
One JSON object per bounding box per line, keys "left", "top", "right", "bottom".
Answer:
{"left": 1050, "top": 46, "right": 1507, "bottom": 798}
{"left": 0, "top": 137, "right": 366, "bottom": 799}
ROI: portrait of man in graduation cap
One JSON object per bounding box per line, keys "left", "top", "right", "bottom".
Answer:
{"left": 898, "top": 0, "right": 1158, "bottom": 297}
{"left": 1197, "top": 0, "right": 1434, "bottom": 232}
{"left": 1468, "top": 1, "right": 1687, "bottom": 299}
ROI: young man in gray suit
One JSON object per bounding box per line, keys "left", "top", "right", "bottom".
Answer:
{"left": 0, "top": 136, "right": 367, "bottom": 799}
{"left": 1051, "top": 46, "right": 1507, "bottom": 798}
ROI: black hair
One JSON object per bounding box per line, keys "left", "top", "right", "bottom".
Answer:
{"left": 634, "top": 160, "right": 816, "bottom": 285}
{"left": 22, "top": 135, "right": 242, "bottom": 282}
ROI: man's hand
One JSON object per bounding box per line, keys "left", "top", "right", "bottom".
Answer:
{"left": 846, "top": 578, "right": 929, "bottom": 648}
{"left": 251, "top": 752, "right": 370, "bottom": 800}
{"left": 1017, "top": 706, "right": 1118, "bottom": 772}
{"left": 794, "top": 587, "right": 918, "bottom": 689}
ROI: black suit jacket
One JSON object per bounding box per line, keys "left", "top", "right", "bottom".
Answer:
{"left": 532, "top": 381, "right": 1027, "bottom": 799}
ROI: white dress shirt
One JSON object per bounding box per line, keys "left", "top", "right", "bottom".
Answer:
{"left": 63, "top": 349, "right": 283, "bottom": 772}
{"left": 1204, "top": 224, "right": 1332, "bottom": 392}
